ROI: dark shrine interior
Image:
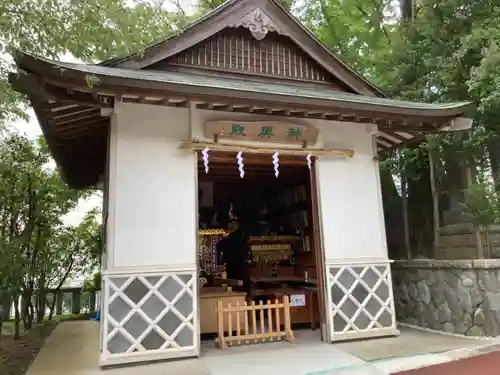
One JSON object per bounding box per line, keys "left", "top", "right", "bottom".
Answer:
{"left": 197, "top": 151, "right": 321, "bottom": 337}
{"left": 197, "top": 151, "right": 312, "bottom": 235}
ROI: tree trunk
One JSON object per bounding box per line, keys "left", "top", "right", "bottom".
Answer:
{"left": 407, "top": 160, "right": 434, "bottom": 256}
{"left": 21, "top": 288, "right": 34, "bottom": 329}
{"left": 0, "top": 292, "right": 10, "bottom": 338}
{"left": 442, "top": 150, "right": 466, "bottom": 225}
{"left": 400, "top": 0, "right": 415, "bottom": 21}
{"left": 483, "top": 225, "right": 491, "bottom": 258}
{"left": 48, "top": 295, "right": 57, "bottom": 320}
{"left": 21, "top": 288, "right": 33, "bottom": 328}
{"left": 0, "top": 300, "right": 3, "bottom": 339}
{"left": 487, "top": 139, "right": 500, "bottom": 190}
{"left": 380, "top": 166, "right": 404, "bottom": 258}
{"left": 13, "top": 296, "right": 20, "bottom": 340}
{"left": 21, "top": 295, "right": 27, "bottom": 327}
{"left": 1, "top": 295, "right": 10, "bottom": 321}
{"left": 428, "top": 144, "right": 440, "bottom": 255}
{"left": 475, "top": 228, "right": 485, "bottom": 259}
{"left": 27, "top": 301, "right": 34, "bottom": 328}
{"left": 401, "top": 174, "right": 412, "bottom": 259}
{"left": 465, "top": 165, "right": 485, "bottom": 258}
{"left": 37, "top": 272, "right": 46, "bottom": 324}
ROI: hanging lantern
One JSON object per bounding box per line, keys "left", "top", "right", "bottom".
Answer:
{"left": 201, "top": 147, "right": 210, "bottom": 173}
{"left": 306, "top": 152, "right": 312, "bottom": 170}
{"left": 237, "top": 151, "right": 245, "bottom": 178}
{"left": 273, "top": 152, "right": 280, "bottom": 178}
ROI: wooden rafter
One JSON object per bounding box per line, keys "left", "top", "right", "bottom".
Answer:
{"left": 38, "top": 79, "right": 452, "bottom": 131}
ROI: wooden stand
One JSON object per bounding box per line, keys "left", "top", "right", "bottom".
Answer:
{"left": 200, "top": 291, "right": 247, "bottom": 334}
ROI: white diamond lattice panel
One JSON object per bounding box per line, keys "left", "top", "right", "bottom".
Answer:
{"left": 103, "top": 272, "right": 196, "bottom": 358}
{"left": 327, "top": 263, "right": 396, "bottom": 339}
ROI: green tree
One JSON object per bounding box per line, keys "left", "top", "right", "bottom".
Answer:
{"left": 42, "top": 210, "right": 101, "bottom": 320}
{"left": 0, "top": 0, "right": 185, "bottom": 125}
{"left": 0, "top": 134, "right": 100, "bottom": 335}
{"left": 297, "top": 0, "right": 397, "bottom": 79}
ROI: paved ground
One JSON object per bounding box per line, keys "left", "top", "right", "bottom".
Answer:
{"left": 24, "top": 321, "right": 498, "bottom": 375}
{"left": 25, "top": 321, "right": 208, "bottom": 375}
{"left": 201, "top": 338, "right": 367, "bottom": 375}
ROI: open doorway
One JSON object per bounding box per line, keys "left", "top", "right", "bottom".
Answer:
{"left": 196, "top": 151, "right": 325, "bottom": 351}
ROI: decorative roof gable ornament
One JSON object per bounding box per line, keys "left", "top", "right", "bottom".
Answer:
{"left": 231, "top": 8, "right": 284, "bottom": 40}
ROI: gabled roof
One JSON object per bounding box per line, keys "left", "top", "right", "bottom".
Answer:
{"left": 12, "top": 54, "right": 474, "bottom": 118}
{"left": 7, "top": 0, "right": 475, "bottom": 189}
{"left": 101, "top": 0, "right": 385, "bottom": 97}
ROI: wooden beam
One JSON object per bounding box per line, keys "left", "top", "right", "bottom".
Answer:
{"left": 197, "top": 168, "right": 307, "bottom": 175}
{"left": 56, "top": 121, "right": 108, "bottom": 140}
{"left": 181, "top": 141, "right": 354, "bottom": 157}
{"left": 197, "top": 153, "right": 311, "bottom": 165}
{"left": 46, "top": 106, "right": 97, "bottom": 120}
{"left": 52, "top": 112, "right": 102, "bottom": 126}
{"left": 206, "top": 153, "right": 301, "bottom": 165}
{"left": 40, "top": 76, "right": 455, "bottom": 129}
{"left": 197, "top": 161, "right": 305, "bottom": 169}
{"left": 198, "top": 176, "right": 307, "bottom": 182}
{"left": 54, "top": 117, "right": 107, "bottom": 132}
{"left": 9, "top": 73, "right": 112, "bottom": 108}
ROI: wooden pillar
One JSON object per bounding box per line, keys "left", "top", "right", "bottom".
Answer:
{"left": 72, "top": 290, "right": 81, "bottom": 315}
{"left": 89, "top": 291, "right": 96, "bottom": 312}
{"left": 56, "top": 291, "right": 63, "bottom": 315}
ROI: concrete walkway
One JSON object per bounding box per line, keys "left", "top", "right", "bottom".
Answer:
{"left": 25, "top": 321, "right": 208, "bottom": 375}
{"left": 25, "top": 321, "right": 497, "bottom": 375}
{"left": 336, "top": 325, "right": 489, "bottom": 360}
{"left": 200, "top": 330, "right": 367, "bottom": 375}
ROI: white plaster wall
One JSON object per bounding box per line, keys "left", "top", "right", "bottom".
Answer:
{"left": 108, "top": 104, "right": 387, "bottom": 268}
{"left": 108, "top": 103, "right": 196, "bottom": 268}
{"left": 315, "top": 122, "right": 388, "bottom": 260}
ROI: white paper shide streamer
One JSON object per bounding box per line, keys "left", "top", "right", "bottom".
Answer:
{"left": 273, "top": 152, "right": 280, "bottom": 178}
{"left": 201, "top": 147, "right": 210, "bottom": 174}
{"left": 237, "top": 151, "right": 245, "bottom": 178}
{"left": 306, "top": 153, "right": 312, "bottom": 170}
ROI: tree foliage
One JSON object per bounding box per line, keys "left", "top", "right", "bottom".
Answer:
{"left": 297, "top": 0, "right": 500, "bottom": 257}
{"left": 0, "top": 134, "right": 101, "bottom": 337}
{"left": 0, "top": 0, "right": 186, "bottom": 124}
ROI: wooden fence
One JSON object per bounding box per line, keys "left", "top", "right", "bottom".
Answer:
{"left": 216, "top": 295, "right": 296, "bottom": 349}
